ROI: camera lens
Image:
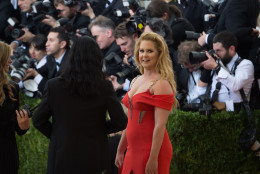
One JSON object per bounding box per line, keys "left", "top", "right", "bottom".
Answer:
{"left": 189, "top": 51, "right": 208, "bottom": 64}
{"left": 11, "top": 28, "right": 25, "bottom": 39}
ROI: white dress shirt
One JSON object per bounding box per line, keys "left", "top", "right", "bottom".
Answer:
{"left": 211, "top": 53, "right": 254, "bottom": 103}
{"left": 34, "top": 56, "right": 47, "bottom": 84}
{"left": 186, "top": 70, "right": 206, "bottom": 103}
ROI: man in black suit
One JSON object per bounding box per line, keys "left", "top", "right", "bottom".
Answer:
{"left": 13, "top": 0, "right": 51, "bottom": 44}
{"left": 42, "top": 0, "right": 90, "bottom": 34}
{"left": 30, "top": 27, "right": 70, "bottom": 92}
{"left": 89, "top": 15, "right": 124, "bottom": 77}
{"left": 46, "top": 27, "right": 70, "bottom": 75}
{"left": 198, "top": 0, "right": 260, "bottom": 58}
{"left": 22, "top": 34, "right": 56, "bottom": 94}
{"left": 0, "top": 0, "right": 15, "bottom": 43}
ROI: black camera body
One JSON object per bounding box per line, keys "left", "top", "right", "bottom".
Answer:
{"left": 189, "top": 49, "right": 215, "bottom": 65}
{"left": 71, "top": 0, "right": 101, "bottom": 11}
{"left": 31, "top": 1, "right": 59, "bottom": 22}
{"left": 180, "top": 94, "right": 213, "bottom": 116}
{"left": 117, "top": 56, "right": 137, "bottom": 80}
{"left": 105, "top": 52, "right": 137, "bottom": 81}
{"left": 185, "top": 31, "right": 201, "bottom": 41}
{"left": 10, "top": 52, "right": 36, "bottom": 83}
{"left": 77, "top": 27, "right": 92, "bottom": 36}
{"left": 6, "top": 17, "right": 26, "bottom": 39}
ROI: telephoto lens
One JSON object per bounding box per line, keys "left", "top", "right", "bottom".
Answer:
{"left": 185, "top": 31, "right": 201, "bottom": 40}
{"left": 189, "top": 49, "right": 215, "bottom": 64}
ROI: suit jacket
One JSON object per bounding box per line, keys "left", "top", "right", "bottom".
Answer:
{"left": 207, "top": 0, "right": 260, "bottom": 58}
{"left": 20, "top": 12, "right": 51, "bottom": 37}
{"left": 68, "top": 12, "right": 90, "bottom": 34}
{"left": 33, "top": 78, "right": 127, "bottom": 174}
{"left": 169, "top": 17, "right": 195, "bottom": 50}
{"left": 103, "top": 40, "right": 124, "bottom": 76}
{"left": 101, "top": 0, "right": 125, "bottom": 26}
{"left": 0, "top": 0, "right": 15, "bottom": 43}
{"left": 37, "top": 55, "right": 56, "bottom": 94}
{"left": 39, "top": 49, "right": 69, "bottom": 94}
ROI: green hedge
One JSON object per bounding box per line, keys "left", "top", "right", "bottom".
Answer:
{"left": 16, "top": 95, "right": 260, "bottom": 173}
{"left": 167, "top": 110, "right": 260, "bottom": 174}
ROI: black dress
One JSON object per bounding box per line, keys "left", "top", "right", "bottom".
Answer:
{"left": 0, "top": 82, "right": 27, "bottom": 174}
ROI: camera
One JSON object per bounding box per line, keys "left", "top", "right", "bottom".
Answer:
{"left": 22, "top": 104, "right": 32, "bottom": 118}
{"left": 71, "top": 0, "right": 101, "bottom": 11}
{"left": 116, "top": 56, "right": 137, "bottom": 80}
{"left": 176, "top": 90, "right": 188, "bottom": 108}
{"left": 197, "top": 0, "right": 219, "bottom": 14}
{"left": 181, "top": 94, "right": 213, "bottom": 116}
{"left": 185, "top": 31, "right": 201, "bottom": 40}
{"left": 113, "top": 8, "right": 131, "bottom": 18}
{"left": 6, "top": 17, "right": 26, "bottom": 39}
{"left": 189, "top": 49, "right": 215, "bottom": 65}
{"left": 22, "top": 104, "right": 39, "bottom": 117}
{"left": 30, "top": 1, "right": 59, "bottom": 22}
{"left": 10, "top": 53, "right": 36, "bottom": 83}
{"left": 77, "top": 27, "right": 92, "bottom": 36}
{"left": 123, "top": 0, "right": 141, "bottom": 13}
{"left": 105, "top": 52, "right": 137, "bottom": 81}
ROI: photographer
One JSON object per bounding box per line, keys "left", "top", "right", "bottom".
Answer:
{"left": 10, "top": 0, "right": 51, "bottom": 49}
{"left": 89, "top": 15, "right": 124, "bottom": 77}
{"left": 42, "top": 0, "right": 90, "bottom": 34}
{"left": 22, "top": 34, "right": 56, "bottom": 94}
{"left": 176, "top": 40, "right": 208, "bottom": 108}
{"left": 198, "top": 0, "right": 259, "bottom": 58}
{"left": 110, "top": 21, "right": 140, "bottom": 93}
{"left": 0, "top": 0, "right": 15, "bottom": 43}
{"left": 199, "top": 31, "right": 254, "bottom": 112}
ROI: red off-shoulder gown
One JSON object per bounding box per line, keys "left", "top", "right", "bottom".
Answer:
{"left": 121, "top": 89, "right": 174, "bottom": 174}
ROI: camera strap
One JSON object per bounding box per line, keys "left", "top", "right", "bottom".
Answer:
{"left": 220, "top": 57, "right": 255, "bottom": 127}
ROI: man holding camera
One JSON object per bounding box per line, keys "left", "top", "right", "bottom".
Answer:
{"left": 198, "top": 0, "right": 259, "bottom": 58}
{"left": 89, "top": 15, "right": 124, "bottom": 77}
{"left": 199, "top": 31, "right": 254, "bottom": 112}
{"left": 42, "top": 0, "right": 90, "bottom": 34}
{"left": 176, "top": 40, "right": 209, "bottom": 109}
{"left": 12, "top": 0, "right": 51, "bottom": 45}
{"left": 108, "top": 21, "right": 140, "bottom": 92}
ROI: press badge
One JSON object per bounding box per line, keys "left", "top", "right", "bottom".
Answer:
{"left": 225, "top": 100, "right": 234, "bottom": 111}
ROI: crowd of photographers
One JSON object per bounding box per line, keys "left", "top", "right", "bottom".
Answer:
{"left": 1, "top": 0, "right": 260, "bottom": 168}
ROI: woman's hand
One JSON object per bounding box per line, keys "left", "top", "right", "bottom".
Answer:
{"left": 16, "top": 109, "right": 30, "bottom": 130}
{"left": 115, "top": 150, "right": 124, "bottom": 169}
{"left": 145, "top": 157, "right": 158, "bottom": 174}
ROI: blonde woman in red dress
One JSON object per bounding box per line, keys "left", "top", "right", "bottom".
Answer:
{"left": 115, "top": 32, "right": 177, "bottom": 174}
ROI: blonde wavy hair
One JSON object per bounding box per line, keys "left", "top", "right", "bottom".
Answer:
{"left": 0, "top": 42, "right": 16, "bottom": 106}
{"left": 134, "top": 32, "right": 177, "bottom": 108}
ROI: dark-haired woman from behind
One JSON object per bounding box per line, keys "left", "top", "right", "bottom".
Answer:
{"left": 33, "top": 36, "right": 127, "bottom": 174}
{"left": 0, "top": 41, "right": 30, "bottom": 174}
